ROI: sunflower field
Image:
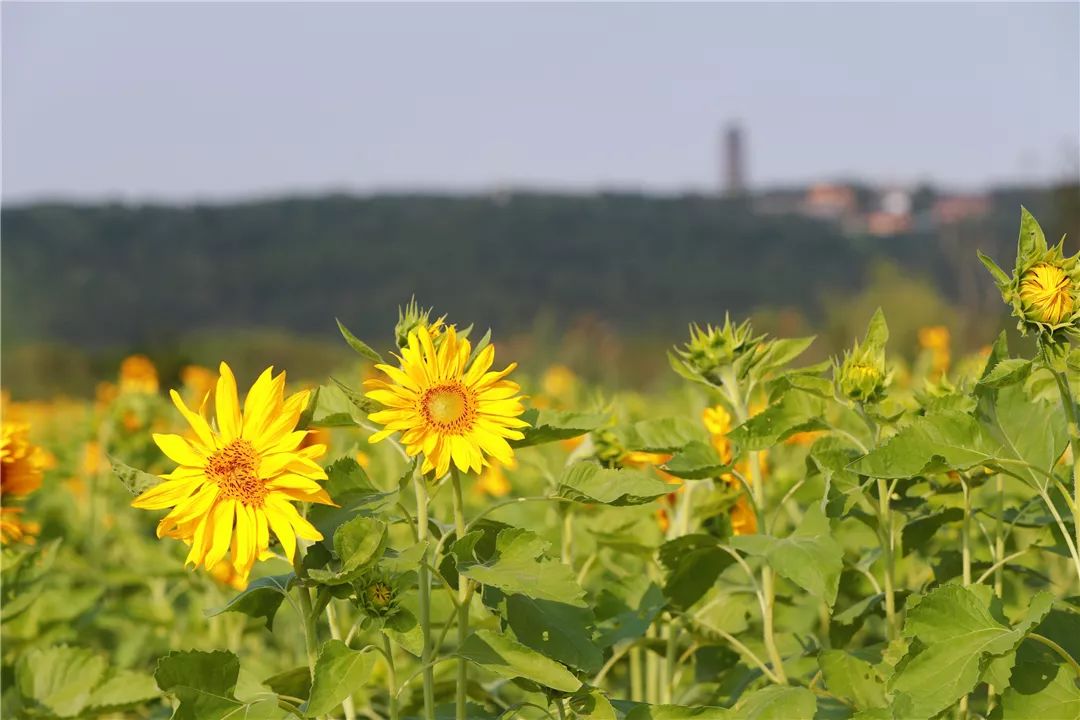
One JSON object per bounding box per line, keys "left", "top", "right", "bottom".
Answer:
{"left": 3, "top": 208, "right": 1080, "bottom": 720}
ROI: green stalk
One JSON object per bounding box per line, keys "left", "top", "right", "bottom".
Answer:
{"left": 562, "top": 508, "right": 574, "bottom": 566}
{"left": 630, "top": 646, "right": 644, "bottom": 701}
{"left": 325, "top": 601, "right": 356, "bottom": 720}
{"left": 662, "top": 617, "right": 678, "bottom": 703}
{"left": 292, "top": 548, "right": 321, "bottom": 681}
{"left": 994, "top": 474, "right": 1005, "bottom": 597}
{"left": 383, "top": 634, "right": 399, "bottom": 720}
{"left": 961, "top": 477, "right": 972, "bottom": 587}
{"left": 450, "top": 467, "right": 470, "bottom": 720}
{"left": 876, "top": 477, "right": 898, "bottom": 642}
{"left": 412, "top": 470, "right": 436, "bottom": 720}
{"left": 1049, "top": 365, "right": 1080, "bottom": 592}
{"left": 721, "top": 368, "right": 787, "bottom": 684}
{"left": 645, "top": 624, "right": 659, "bottom": 702}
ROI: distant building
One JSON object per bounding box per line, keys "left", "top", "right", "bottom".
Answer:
{"left": 802, "top": 183, "right": 858, "bottom": 220}
{"left": 866, "top": 188, "right": 914, "bottom": 236}
{"left": 933, "top": 195, "right": 990, "bottom": 225}
{"left": 723, "top": 123, "right": 746, "bottom": 196}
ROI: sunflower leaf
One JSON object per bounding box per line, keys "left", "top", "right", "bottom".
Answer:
{"left": 457, "top": 527, "right": 587, "bottom": 607}
{"left": 556, "top": 462, "right": 675, "bottom": 506}
{"left": 109, "top": 455, "right": 163, "bottom": 496}
{"left": 205, "top": 573, "right": 293, "bottom": 631}
{"left": 511, "top": 408, "right": 607, "bottom": 448}
{"left": 336, "top": 318, "right": 385, "bottom": 364}
{"left": 458, "top": 629, "right": 582, "bottom": 692}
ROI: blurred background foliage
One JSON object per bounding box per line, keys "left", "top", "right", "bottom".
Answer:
{"left": 3, "top": 184, "right": 1074, "bottom": 398}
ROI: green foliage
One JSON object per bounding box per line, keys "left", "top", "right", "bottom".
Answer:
{"left": 456, "top": 527, "right": 586, "bottom": 607}
{"left": 206, "top": 573, "right": 293, "bottom": 630}
{"left": 458, "top": 629, "right": 582, "bottom": 692}
{"left": 556, "top": 462, "right": 675, "bottom": 506}
{"left": 511, "top": 408, "right": 606, "bottom": 448}
{"left": 14, "top": 645, "right": 158, "bottom": 718}
{"left": 306, "top": 640, "right": 377, "bottom": 717}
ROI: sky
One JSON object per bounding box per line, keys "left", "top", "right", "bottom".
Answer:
{"left": 2, "top": 2, "right": 1078, "bottom": 204}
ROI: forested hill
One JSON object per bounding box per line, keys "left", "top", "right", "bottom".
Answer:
{"left": 0, "top": 189, "right": 1068, "bottom": 349}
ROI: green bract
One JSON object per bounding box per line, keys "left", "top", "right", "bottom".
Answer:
{"left": 979, "top": 207, "right": 1080, "bottom": 341}
{"left": 835, "top": 307, "right": 891, "bottom": 403}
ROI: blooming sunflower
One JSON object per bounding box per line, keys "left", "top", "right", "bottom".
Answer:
{"left": 365, "top": 325, "right": 528, "bottom": 479}
{"left": 1, "top": 422, "right": 45, "bottom": 545}
{"left": 131, "top": 363, "right": 333, "bottom": 582}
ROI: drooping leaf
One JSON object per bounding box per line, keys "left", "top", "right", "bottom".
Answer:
{"left": 206, "top": 573, "right": 293, "bottom": 630}
{"left": 110, "top": 455, "right": 164, "bottom": 496}
{"left": 819, "top": 650, "right": 887, "bottom": 710}
{"left": 511, "top": 408, "right": 606, "bottom": 448}
{"left": 308, "top": 515, "right": 388, "bottom": 586}
{"left": 456, "top": 527, "right": 586, "bottom": 607}
{"left": 662, "top": 441, "right": 731, "bottom": 480}
{"left": 505, "top": 595, "right": 603, "bottom": 673}
{"left": 617, "top": 418, "right": 710, "bottom": 453}
{"left": 901, "top": 509, "right": 964, "bottom": 557}
{"left": 556, "top": 462, "right": 675, "bottom": 506}
{"left": 659, "top": 535, "right": 736, "bottom": 611}
{"left": 263, "top": 666, "right": 312, "bottom": 702}
{"left": 305, "top": 639, "right": 377, "bottom": 717}
{"left": 732, "top": 505, "right": 843, "bottom": 606}
{"left": 728, "top": 390, "right": 827, "bottom": 451}
{"left": 458, "top": 629, "right": 582, "bottom": 692}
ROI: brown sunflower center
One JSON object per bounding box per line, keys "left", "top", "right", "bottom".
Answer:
{"left": 420, "top": 381, "right": 477, "bottom": 434}
{"left": 206, "top": 439, "right": 266, "bottom": 507}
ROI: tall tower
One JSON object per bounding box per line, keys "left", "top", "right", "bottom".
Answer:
{"left": 723, "top": 122, "right": 746, "bottom": 197}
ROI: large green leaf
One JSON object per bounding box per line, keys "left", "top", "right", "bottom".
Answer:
{"left": 730, "top": 685, "right": 817, "bottom": 719}
{"left": 614, "top": 702, "right": 731, "bottom": 719}
{"left": 308, "top": 457, "right": 398, "bottom": 542}
{"left": 307, "top": 515, "right": 388, "bottom": 586}
{"left": 728, "top": 390, "right": 827, "bottom": 451}
{"left": 732, "top": 505, "right": 842, "bottom": 606}
{"left": 659, "top": 535, "right": 736, "bottom": 611}
{"left": 819, "top": 650, "right": 886, "bottom": 710}
{"left": 457, "top": 527, "right": 586, "bottom": 607}
{"left": 889, "top": 586, "right": 1054, "bottom": 719}
{"left": 983, "top": 382, "right": 1068, "bottom": 488}
{"left": 302, "top": 382, "right": 366, "bottom": 427}
{"left": 305, "top": 639, "right": 377, "bottom": 717}
{"left": 616, "top": 418, "right": 709, "bottom": 453}
{"left": 901, "top": 509, "right": 964, "bottom": 557}
{"left": 999, "top": 661, "right": 1080, "bottom": 719}
{"left": 511, "top": 408, "right": 606, "bottom": 448}
{"left": 568, "top": 689, "right": 618, "bottom": 719}
{"left": 207, "top": 573, "right": 293, "bottom": 631}
{"left": 16, "top": 645, "right": 107, "bottom": 718}
{"left": 154, "top": 650, "right": 246, "bottom": 720}
{"left": 504, "top": 595, "right": 603, "bottom": 673}
{"left": 851, "top": 411, "right": 1004, "bottom": 479}
{"left": 556, "top": 462, "right": 675, "bottom": 506}
{"left": 85, "top": 670, "right": 160, "bottom": 714}
{"left": 458, "top": 629, "right": 581, "bottom": 692}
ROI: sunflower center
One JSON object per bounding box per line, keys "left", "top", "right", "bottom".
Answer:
{"left": 367, "top": 582, "right": 393, "bottom": 607}
{"left": 206, "top": 439, "right": 266, "bottom": 507}
{"left": 420, "top": 382, "right": 477, "bottom": 434}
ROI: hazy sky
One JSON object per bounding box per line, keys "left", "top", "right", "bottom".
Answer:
{"left": 3, "top": 2, "right": 1078, "bottom": 203}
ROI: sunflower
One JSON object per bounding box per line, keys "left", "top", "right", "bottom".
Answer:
{"left": 119, "top": 354, "right": 160, "bottom": 394}
{"left": 1019, "top": 263, "right": 1074, "bottom": 325}
{"left": 1, "top": 422, "right": 46, "bottom": 545}
{"left": 365, "top": 325, "right": 528, "bottom": 479}
{"left": 131, "top": 363, "right": 333, "bottom": 582}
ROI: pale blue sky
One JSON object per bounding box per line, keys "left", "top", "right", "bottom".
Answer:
{"left": 3, "top": 2, "right": 1078, "bottom": 203}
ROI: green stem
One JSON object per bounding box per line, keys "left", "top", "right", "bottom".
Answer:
{"left": 325, "top": 601, "right": 356, "bottom": 720}
{"left": 645, "top": 624, "right": 659, "bottom": 702}
{"left": 412, "top": 470, "right": 436, "bottom": 720}
{"left": 561, "top": 508, "right": 573, "bottom": 566}
{"left": 994, "top": 474, "right": 1005, "bottom": 597}
{"left": 722, "top": 367, "right": 787, "bottom": 684}
{"left": 1050, "top": 366, "right": 1080, "bottom": 592}
{"left": 383, "top": 634, "right": 399, "bottom": 720}
{"left": 663, "top": 617, "right": 678, "bottom": 703}
{"left": 450, "top": 467, "right": 469, "bottom": 720}
{"left": 962, "top": 477, "right": 972, "bottom": 587}
{"left": 292, "top": 549, "right": 321, "bottom": 680}
{"left": 554, "top": 698, "right": 567, "bottom": 720}
{"left": 630, "top": 646, "right": 644, "bottom": 701}
{"left": 876, "top": 477, "right": 898, "bottom": 642}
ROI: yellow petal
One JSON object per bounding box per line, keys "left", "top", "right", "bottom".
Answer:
{"left": 216, "top": 362, "right": 243, "bottom": 442}
{"left": 153, "top": 433, "right": 208, "bottom": 467}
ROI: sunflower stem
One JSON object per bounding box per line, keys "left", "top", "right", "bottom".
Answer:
{"left": 412, "top": 469, "right": 436, "bottom": 720}
{"left": 383, "top": 633, "right": 399, "bottom": 720}
{"left": 1049, "top": 364, "right": 1080, "bottom": 592}
{"left": 450, "top": 466, "right": 470, "bottom": 720}
{"left": 721, "top": 367, "right": 788, "bottom": 685}
{"left": 292, "top": 548, "right": 321, "bottom": 681}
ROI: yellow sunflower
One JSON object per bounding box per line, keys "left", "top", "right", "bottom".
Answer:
{"left": 365, "top": 325, "right": 528, "bottom": 478}
{"left": 132, "top": 363, "right": 333, "bottom": 582}
{"left": 1, "top": 422, "right": 46, "bottom": 545}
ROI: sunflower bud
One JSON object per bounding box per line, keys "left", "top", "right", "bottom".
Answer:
{"left": 394, "top": 297, "right": 446, "bottom": 349}
{"left": 353, "top": 572, "right": 402, "bottom": 621}
{"left": 979, "top": 208, "right": 1078, "bottom": 341}
{"left": 835, "top": 309, "right": 890, "bottom": 404}
{"left": 671, "top": 316, "right": 765, "bottom": 385}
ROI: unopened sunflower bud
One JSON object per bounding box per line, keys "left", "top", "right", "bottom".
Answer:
{"left": 672, "top": 316, "right": 764, "bottom": 384}
{"left": 394, "top": 297, "right": 446, "bottom": 349}
{"left": 980, "top": 208, "right": 1079, "bottom": 341}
